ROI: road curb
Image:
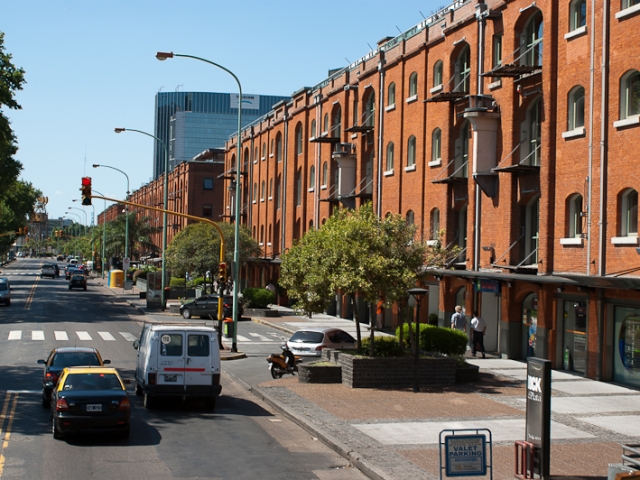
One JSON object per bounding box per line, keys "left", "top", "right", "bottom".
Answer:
{"left": 249, "top": 317, "right": 296, "bottom": 335}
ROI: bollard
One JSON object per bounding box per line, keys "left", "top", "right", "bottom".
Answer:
{"left": 515, "top": 440, "right": 535, "bottom": 479}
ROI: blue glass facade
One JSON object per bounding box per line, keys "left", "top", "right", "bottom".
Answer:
{"left": 153, "top": 92, "right": 289, "bottom": 179}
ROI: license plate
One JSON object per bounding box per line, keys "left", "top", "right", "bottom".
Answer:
{"left": 86, "top": 404, "right": 102, "bottom": 412}
{"left": 164, "top": 374, "right": 177, "bottom": 382}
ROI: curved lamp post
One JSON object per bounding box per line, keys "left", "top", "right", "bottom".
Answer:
{"left": 67, "top": 206, "right": 88, "bottom": 234}
{"left": 64, "top": 212, "right": 82, "bottom": 258}
{"left": 114, "top": 127, "right": 169, "bottom": 310}
{"left": 92, "top": 164, "right": 130, "bottom": 261}
{"left": 157, "top": 51, "right": 243, "bottom": 352}
{"left": 408, "top": 287, "right": 429, "bottom": 393}
{"left": 92, "top": 189, "right": 108, "bottom": 279}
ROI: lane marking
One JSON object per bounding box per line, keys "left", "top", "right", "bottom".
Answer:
{"left": 98, "top": 331, "right": 116, "bottom": 341}
{"left": 249, "top": 332, "right": 273, "bottom": 342}
{"left": 31, "top": 331, "right": 45, "bottom": 341}
{"left": 119, "top": 332, "right": 137, "bottom": 342}
{"left": 7, "top": 331, "right": 21, "bottom": 341}
{"left": 24, "top": 275, "right": 40, "bottom": 310}
{"left": 54, "top": 331, "right": 69, "bottom": 341}
{"left": 0, "top": 392, "right": 18, "bottom": 477}
{"left": 76, "top": 331, "right": 92, "bottom": 341}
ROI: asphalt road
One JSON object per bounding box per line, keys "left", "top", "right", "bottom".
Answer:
{"left": 0, "top": 258, "right": 367, "bottom": 480}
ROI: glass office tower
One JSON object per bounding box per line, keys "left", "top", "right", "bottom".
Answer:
{"left": 153, "top": 92, "right": 290, "bottom": 178}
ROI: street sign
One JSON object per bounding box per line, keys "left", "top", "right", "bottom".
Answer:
{"left": 525, "top": 358, "right": 551, "bottom": 479}
{"left": 440, "top": 429, "right": 492, "bottom": 479}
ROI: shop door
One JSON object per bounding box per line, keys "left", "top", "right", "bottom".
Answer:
{"left": 563, "top": 301, "right": 587, "bottom": 375}
{"left": 481, "top": 292, "right": 499, "bottom": 352}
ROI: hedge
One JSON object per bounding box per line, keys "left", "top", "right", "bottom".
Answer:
{"left": 357, "top": 336, "right": 405, "bottom": 357}
{"left": 396, "top": 324, "right": 468, "bottom": 356}
{"left": 242, "top": 287, "right": 275, "bottom": 308}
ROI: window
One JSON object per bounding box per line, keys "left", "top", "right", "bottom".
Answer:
{"left": 262, "top": 142, "right": 266, "bottom": 159}
{"left": 568, "top": 86, "right": 585, "bottom": 130}
{"left": 270, "top": 139, "right": 274, "bottom": 156}
{"left": 352, "top": 97, "right": 359, "bottom": 125}
{"left": 309, "top": 165, "right": 316, "bottom": 190}
{"left": 621, "top": 189, "right": 638, "bottom": 236}
{"left": 364, "top": 93, "right": 375, "bottom": 127}
{"left": 202, "top": 204, "right": 212, "bottom": 217}
{"left": 332, "top": 106, "right": 342, "bottom": 138}
{"left": 261, "top": 181, "right": 265, "bottom": 201}
{"left": 406, "top": 210, "right": 414, "bottom": 226}
{"left": 455, "top": 121, "right": 470, "bottom": 177}
{"left": 322, "top": 162, "right": 328, "bottom": 186}
{"left": 454, "top": 45, "right": 471, "bottom": 93}
{"left": 493, "top": 36, "right": 503, "bottom": 68}
{"left": 276, "top": 179, "right": 281, "bottom": 209}
{"left": 387, "top": 82, "right": 396, "bottom": 107}
{"left": 203, "top": 178, "right": 213, "bottom": 190}
{"left": 524, "top": 196, "right": 540, "bottom": 265}
{"left": 295, "top": 171, "right": 302, "bottom": 206}
{"left": 621, "top": 70, "right": 640, "bottom": 119}
{"left": 433, "top": 61, "right": 443, "bottom": 87}
{"left": 408, "top": 72, "right": 418, "bottom": 98}
{"left": 521, "top": 97, "right": 543, "bottom": 166}
{"left": 431, "top": 208, "right": 440, "bottom": 240}
{"left": 323, "top": 113, "right": 329, "bottom": 134}
{"left": 311, "top": 119, "right": 316, "bottom": 139}
{"left": 276, "top": 134, "right": 283, "bottom": 162}
{"left": 407, "top": 136, "right": 416, "bottom": 167}
{"left": 522, "top": 11, "right": 543, "bottom": 67}
{"left": 160, "top": 334, "right": 183, "bottom": 356}
{"left": 295, "top": 124, "right": 303, "bottom": 155}
{"left": 386, "top": 142, "right": 394, "bottom": 171}
{"left": 252, "top": 183, "right": 257, "bottom": 203}
{"left": 568, "top": 194, "right": 583, "bottom": 237}
{"left": 431, "top": 128, "right": 441, "bottom": 163}
{"left": 188, "top": 335, "right": 210, "bottom": 357}
{"left": 570, "top": 0, "right": 587, "bottom": 31}
{"left": 269, "top": 178, "right": 273, "bottom": 199}
{"left": 624, "top": 0, "right": 640, "bottom": 7}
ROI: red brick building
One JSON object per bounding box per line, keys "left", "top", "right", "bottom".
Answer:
{"left": 222, "top": 0, "right": 640, "bottom": 387}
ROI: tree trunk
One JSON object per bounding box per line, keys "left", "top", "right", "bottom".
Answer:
{"left": 351, "top": 296, "right": 362, "bottom": 350}
{"left": 369, "top": 300, "right": 375, "bottom": 357}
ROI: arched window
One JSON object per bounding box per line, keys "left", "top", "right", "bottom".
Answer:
{"left": 621, "top": 189, "right": 638, "bottom": 236}
{"left": 295, "top": 171, "right": 302, "bottom": 206}
{"left": 522, "top": 97, "right": 543, "bottom": 166}
{"left": 322, "top": 162, "right": 328, "bottom": 186}
{"left": 309, "top": 165, "right": 316, "bottom": 190}
{"left": 431, "top": 128, "right": 442, "bottom": 163}
{"left": 406, "top": 210, "right": 414, "bottom": 226}
{"left": 352, "top": 96, "right": 359, "bottom": 125}
{"left": 407, "top": 136, "right": 416, "bottom": 167}
{"left": 311, "top": 119, "right": 316, "bottom": 139}
{"left": 252, "top": 183, "right": 257, "bottom": 203}
{"left": 295, "top": 123, "right": 303, "bottom": 155}
{"left": 567, "top": 194, "right": 583, "bottom": 237}
{"left": 455, "top": 121, "right": 470, "bottom": 177}
{"left": 270, "top": 139, "right": 274, "bottom": 156}
{"left": 524, "top": 196, "right": 540, "bottom": 265}
{"left": 433, "top": 61, "right": 443, "bottom": 87}
{"left": 323, "top": 113, "right": 329, "bottom": 134}
{"left": 454, "top": 45, "right": 471, "bottom": 93}
{"left": 253, "top": 147, "right": 258, "bottom": 162}
{"left": 431, "top": 208, "right": 440, "bottom": 240}
{"left": 570, "top": 0, "right": 586, "bottom": 31}
{"left": 262, "top": 142, "right": 266, "bottom": 159}
{"left": 332, "top": 105, "right": 342, "bottom": 138}
{"left": 261, "top": 180, "right": 265, "bottom": 201}
{"left": 269, "top": 178, "right": 273, "bottom": 199}
{"left": 386, "top": 142, "right": 394, "bottom": 171}
{"left": 276, "top": 133, "right": 283, "bottom": 162}
{"left": 522, "top": 11, "right": 543, "bottom": 67}
{"left": 364, "top": 93, "right": 375, "bottom": 127}
{"left": 408, "top": 72, "right": 418, "bottom": 98}
{"left": 260, "top": 225, "right": 264, "bottom": 245}
{"left": 620, "top": 70, "right": 640, "bottom": 120}
{"left": 568, "top": 86, "right": 585, "bottom": 130}
{"left": 276, "top": 178, "right": 281, "bottom": 209}
{"left": 387, "top": 82, "right": 396, "bottom": 107}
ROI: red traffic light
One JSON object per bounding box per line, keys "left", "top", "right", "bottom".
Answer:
{"left": 81, "top": 177, "right": 92, "bottom": 205}
{"left": 81, "top": 176, "right": 91, "bottom": 186}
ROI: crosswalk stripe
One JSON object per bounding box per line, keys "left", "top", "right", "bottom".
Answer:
{"left": 76, "top": 331, "right": 92, "bottom": 341}
{"left": 32, "top": 331, "right": 45, "bottom": 340}
{"left": 235, "top": 334, "right": 252, "bottom": 342}
{"left": 249, "top": 332, "right": 272, "bottom": 342}
{"left": 119, "top": 332, "right": 137, "bottom": 341}
{"left": 54, "top": 331, "right": 69, "bottom": 341}
{"left": 98, "top": 331, "right": 116, "bottom": 341}
{"left": 8, "top": 331, "right": 22, "bottom": 340}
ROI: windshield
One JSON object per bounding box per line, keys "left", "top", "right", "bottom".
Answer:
{"left": 52, "top": 352, "right": 101, "bottom": 367}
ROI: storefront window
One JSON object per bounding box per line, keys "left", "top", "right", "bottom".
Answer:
{"left": 614, "top": 306, "right": 640, "bottom": 389}
{"left": 522, "top": 293, "right": 538, "bottom": 358}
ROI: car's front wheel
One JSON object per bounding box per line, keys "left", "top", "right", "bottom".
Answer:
{"left": 182, "top": 308, "right": 191, "bottom": 319}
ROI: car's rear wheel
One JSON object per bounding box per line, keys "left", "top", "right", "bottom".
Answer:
{"left": 42, "top": 392, "right": 49, "bottom": 408}
{"left": 182, "top": 309, "right": 191, "bottom": 319}
{"left": 52, "top": 417, "right": 63, "bottom": 440}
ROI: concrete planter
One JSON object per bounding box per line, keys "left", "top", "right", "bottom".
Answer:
{"left": 298, "top": 362, "right": 342, "bottom": 384}
{"left": 455, "top": 363, "right": 480, "bottom": 383}
{"left": 244, "top": 307, "right": 279, "bottom": 318}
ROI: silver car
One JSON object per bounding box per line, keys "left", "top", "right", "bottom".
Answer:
{"left": 0, "top": 278, "right": 10, "bottom": 306}
{"left": 286, "top": 327, "right": 356, "bottom": 357}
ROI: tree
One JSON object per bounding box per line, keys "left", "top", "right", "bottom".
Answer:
{"left": 102, "top": 212, "right": 160, "bottom": 260}
{"left": 0, "top": 181, "right": 40, "bottom": 257}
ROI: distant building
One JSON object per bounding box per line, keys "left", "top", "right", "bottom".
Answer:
{"left": 153, "top": 92, "right": 290, "bottom": 179}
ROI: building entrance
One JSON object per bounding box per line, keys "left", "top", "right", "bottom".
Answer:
{"left": 562, "top": 300, "right": 587, "bottom": 375}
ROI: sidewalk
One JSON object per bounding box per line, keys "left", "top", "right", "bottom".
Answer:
{"left": 98, "top": 280, "right": 640, "bottom": 480}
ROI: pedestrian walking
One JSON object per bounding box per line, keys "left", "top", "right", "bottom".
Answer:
{"left": 471, "top": 311, "right": 486, "bottom": 358}
{"left": 266, "top": 280, "right": 277, "bottom": 294}
{"left": 375, "top": 297, "right": 384, "bottom": 330}
{"left": 450, "top": 305, "right": 467, "bottom": 332}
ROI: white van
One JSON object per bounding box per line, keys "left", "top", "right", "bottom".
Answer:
{"left": 132, "top": 323, "right": 222, "bottom": 410}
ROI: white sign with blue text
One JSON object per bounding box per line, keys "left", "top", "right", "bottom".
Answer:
{"left": 445, "top": 434, "right": 487, "bottom": 476}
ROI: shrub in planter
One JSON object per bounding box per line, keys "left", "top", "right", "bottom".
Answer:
{"left": 396, "top": 324, "right": 468, "bottom": 356}
{"left": 428, "top": 313, "right": 439, "bottom": 326}
{"left": 191, "top": 277, "right": 205, "bottom": 287}
{"left": 396, "top": 323, "right": 431, "bottom": 346}
{"left": 242, "top": 287, "right": 275, "bottom": 308}
{"left": 357, "top": 336, "right": 405, "bottom": 357}
{"left": 170, "top": 277, "right": 186, "bottom": 287}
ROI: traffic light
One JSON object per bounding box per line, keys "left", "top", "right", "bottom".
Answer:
{"left": 218, "top": 262, "right": 227, "bottom": 285}
{"left": 17, "top": 228, "right": 22, "bottom": 235}
{"left": 81, "top": 177, "right": 92, "bottom": 205}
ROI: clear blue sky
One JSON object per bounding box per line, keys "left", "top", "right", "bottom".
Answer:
{"left": 3, "top": 0, "right": 443, "bottom": 222}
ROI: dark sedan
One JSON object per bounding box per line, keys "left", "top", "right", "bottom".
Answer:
{"left": 37, "top": 347, "right": 110, "bottom": 407}
{"left": 51, "top": 367, "right": 130, "bottom": 440}
{"left": 69, "top": 274, "right": 87, "bottom": 291}
{"left": 65, "top": 267, "right": 81, "bottom": 280}
{"left": 180, "top": 294, "right": 243, "bottom": 320}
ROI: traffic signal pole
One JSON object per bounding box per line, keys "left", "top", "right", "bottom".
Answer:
{"left": 91, "top": 195, "right": 226, "bottom": 323}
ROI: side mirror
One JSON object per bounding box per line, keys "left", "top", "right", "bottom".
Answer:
{"left": 103, "top": 359, "right": 111, "bottom": 365}
{"left": 133, "top": 339, "right": 140, "bottom": 350}
{"left": 37, "top": 359, "right": 46, "bottom": 365}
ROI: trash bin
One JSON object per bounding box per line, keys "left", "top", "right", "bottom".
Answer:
{"left": 109, "top": 269, "right": 124, "bottom": 289}
{"left": 223, "top": 318, "right": 234, "bottom": 338}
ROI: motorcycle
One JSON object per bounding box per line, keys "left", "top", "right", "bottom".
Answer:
{"left": 267, "top": 343, "right": 302, "bottom": 379}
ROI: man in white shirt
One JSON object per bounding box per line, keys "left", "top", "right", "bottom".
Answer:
{"left": 471, "top": 311, "right": 486, "bottom": 358}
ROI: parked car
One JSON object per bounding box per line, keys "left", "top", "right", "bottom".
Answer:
{"left": 37, "top": 347, "right": 110, "bottom": 408}
{"left": 50, "top": 366, "right": 130, "bottom": 439}
{"left": 286, "top": 327, "right": 356, "bottom": 357}
{"left": 179, "top": 295, "right": 243, "bottom": 320}
{"left": 40, "top": 264, "right": 57, "bottom": 279}
{"left": 69, "top": 274, "right": 87, "bottom": 291}
{"left": 132, "top": 323, "right": 221, "bottom": 410}
{"left": 0, "top": 278, "right": 10, "bottom": 306}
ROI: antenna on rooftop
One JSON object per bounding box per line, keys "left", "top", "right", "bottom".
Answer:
{"left": 345, "top": 57, "right": 351, "bottom": 64}
{"left": 367, "top": 42, "right": 374, "bottom": 50}
{"left": 158, "top": 86, "right": 164, "bottom": 92}
{"left": 396, "top": 25, "right": 402, "bottom": 34}
{"left": 176, "top": 84, "right": 182, "bottom": 92}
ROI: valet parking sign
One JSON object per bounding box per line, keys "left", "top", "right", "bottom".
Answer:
{"left": 445, "top": 434, "right": 487, "bottom": 476}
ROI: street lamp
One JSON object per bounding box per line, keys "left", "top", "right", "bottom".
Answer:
{"left": 64, "top": 212, "right": 82, "bottom": 258}
{"left": 157, "top": 51, "right": 243, "bottom": 352}
{"left": 67, "top": 206, "right": 88, "bottom": 233}
{"left": 114, "top": 128, "right": 169, "bottom": 310}
{"left": 408, "top": 287, "right": 429, "bottom": 393}
{"left": 93, "top": 164, "right": 130, "bottom": 262}
{"left": 92, "top": 189, "right": 108, "bottom": 279}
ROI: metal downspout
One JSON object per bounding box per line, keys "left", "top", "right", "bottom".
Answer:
{"left": 586, "top": 0, "right": 596, "bottom": 275}
{"left": 473, "top": 7, "right": 486, "bottom": 273}
{"left": 377, "top": 54, "right": 385, "bottom": 218}
{"left": 281, "top": 115, "right": 289, "bottom": 255}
